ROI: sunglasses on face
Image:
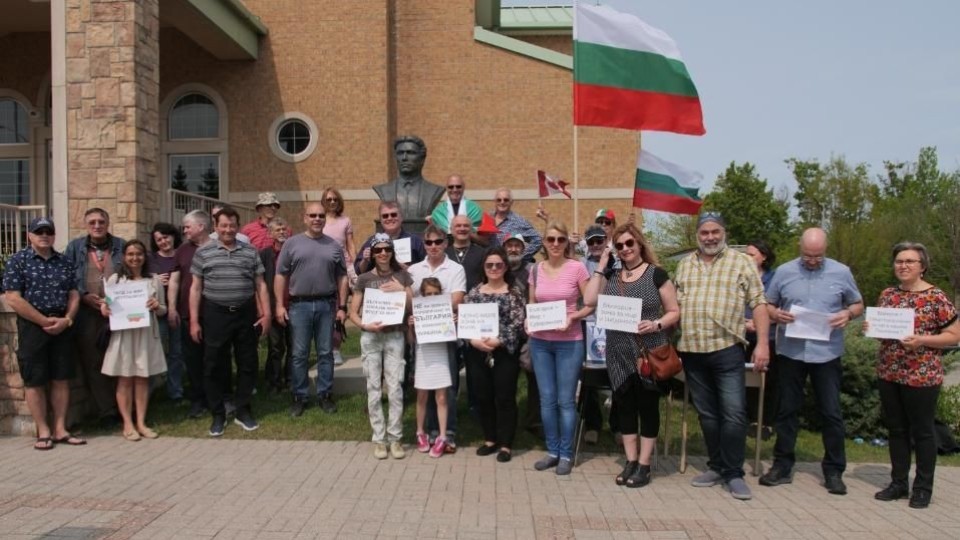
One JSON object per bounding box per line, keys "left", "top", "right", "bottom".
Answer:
{"left": 306, "top": 213, "right": 326, "bottom": 219}
{"left": 324, "top": 197, "right": 338, "bottom": 202}
{"left": 87, "top": 220, "right": 106, "bottom": 226}
{"left": 381, "top": 212, "right": 398, "bottom": 219}
{"left": 614, "top": 238, "right": 637, "bottom": 251}
{"left": 587, "top": 237, "right": 606, "bottom": 247}
{"left": 447, "top": 185, "right": 464, "bottom": 191}
{"left": 372, "top": 246, "right": 393, "bottom": 254}
{"left": 496, "top": 198, "right": 511, "bottom": 203}
{"left": 33, "top": 229, "right": 55, "bottom": 236}
{"left": 485, "top": 261, "right": 505, "bottom": 270}
{"left": 596, "top": 219, "right": 612, "bottom": 226}
{"left": 424, "top": 238, "right": 445, "bottom": 246}
{"left": 545, "top": 236, "right": 568, "bottom": 244}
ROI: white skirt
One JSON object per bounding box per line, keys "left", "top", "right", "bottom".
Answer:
{"left": 414, "top": 342, "right": 453, "bottom": 390}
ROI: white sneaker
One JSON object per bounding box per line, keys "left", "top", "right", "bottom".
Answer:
{"left": 333, "top": 350, "right": 344, "bottom": 366}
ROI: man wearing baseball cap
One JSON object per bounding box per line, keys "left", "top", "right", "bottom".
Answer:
{"left": 504, "top": 233, "right": 541, "bottom": 436}
{"left": 2, "top": 217, "right": 84, "bottom": 449}
{"left": 242, "top": 192, "right": 283, "bottom": 250}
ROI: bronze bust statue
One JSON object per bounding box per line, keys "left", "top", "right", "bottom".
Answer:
{"left": 373, "top": 136, "right": 445, "bottom": 231}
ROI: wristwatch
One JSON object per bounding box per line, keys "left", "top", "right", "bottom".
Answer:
{"left": 656, "top": 320, "right": 662, "bottom": 331}
{"left": 65, "top": 316, "right": 74, "bottom": 328}
{"left": 338, "top": 305, "right": 347, "bottom": 311}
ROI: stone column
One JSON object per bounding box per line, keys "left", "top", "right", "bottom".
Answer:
{"left": 64, "top": 0, "right": 160, "bottom": 240}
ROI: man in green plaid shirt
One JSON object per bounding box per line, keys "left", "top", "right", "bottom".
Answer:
{"left": 674, "top": 212, "right": 770, "bottom": 501}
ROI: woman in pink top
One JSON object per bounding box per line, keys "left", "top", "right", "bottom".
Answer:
{"left": 527, "top": 221, "right": 593, "bottom": 475}
{"left": 322, "top": 187, "right": 356, "bottom": 365}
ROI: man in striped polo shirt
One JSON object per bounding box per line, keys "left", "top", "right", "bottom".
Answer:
{"left": 189, "top": 207, "right": 271, "bottom": 437}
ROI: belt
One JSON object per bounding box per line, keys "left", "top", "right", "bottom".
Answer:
{"left": 42, "top": 309, "right": 67, "bottom": 317}
{"left": 206, "top": 299, "right": 255, "bottom": 312}
{"left": 289, "top": 294, "right": 335, "bottom": 303}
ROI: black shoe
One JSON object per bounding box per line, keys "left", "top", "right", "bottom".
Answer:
{"left": 759, "top": 466, "right": 793, "bottom": 487}
{"left": 616, "top": 461, "right": 639, "bottom": 486}
{"left": 824, "top": 473, "right": 847, "bottom": 495}
{"left": 318, "top": 395, "right": 337, "bottom": 414}
{"left": 209, "top": 416, "right": 226, "bottom": 437}
{"left": 625, "top": 464, "right": 651, "bottom": 488}
{"left": 224, "top": 400, "right": 236, "bottom": 419}
{"left": 188, "top": 402, "right": 207, "bottom": 419}
{"left": 875, "top": 482, "right": 910, "bottom": 501}
{"left": 234, "top": 411, "right": 259, "bottom": 432}
{"left": 289, "top": 400, "right": 306, "bottom": 418}
{"left": 909, "top": 489, "right": 931, "bottom": 509}
{"left": 476, "top": 444, "right": 497, "bottom": 457}
{"left": 496, "top": 449, "right": 512, "bottom": 463}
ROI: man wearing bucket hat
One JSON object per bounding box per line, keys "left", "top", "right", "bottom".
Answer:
{"left": 242, "top": 192, "right": 284, "bottom": 250}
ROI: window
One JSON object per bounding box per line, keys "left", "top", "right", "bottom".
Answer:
{"left": 169, "top": 154, "right": 220, "bottom": 199}
{"left": 0, "top": 99, "right": 29, "bottom": 144}
{"left": 0, "top": 159, "right": 29, "bottom": 205}
{"left": 169, "top": 93, "right": 219, "bottom": 139}
{"left": 268, "top": 113, "right": 318, "bottom": 163}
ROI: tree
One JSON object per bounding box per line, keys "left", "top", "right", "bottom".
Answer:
{"left": 171, "top": 164, "right": 189, "bottom": 192}
{"left": 701, "top": 162, "right": 791, "bottom": 249}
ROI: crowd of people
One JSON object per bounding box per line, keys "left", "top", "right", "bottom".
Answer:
{"left": 3, "top": 179, "right": 958, "bottom": 510}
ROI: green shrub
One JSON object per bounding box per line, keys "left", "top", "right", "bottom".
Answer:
{"left": 937, "top": 384, "right": 960, "bottom": 433}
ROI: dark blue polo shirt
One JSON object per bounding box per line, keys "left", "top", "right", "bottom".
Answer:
{"left": 1, "top": 247, "right": 78, "bottom": 314}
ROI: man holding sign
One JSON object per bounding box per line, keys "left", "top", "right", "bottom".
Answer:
{"left": 762, "top": 228, "right": 863, "bottom": 495}
{"left": 355, "top": 202, "right": 425, "bottom": 274}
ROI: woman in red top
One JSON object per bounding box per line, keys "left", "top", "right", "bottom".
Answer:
{"left": 867, "top": 242, "right": 960, "bottom": 509}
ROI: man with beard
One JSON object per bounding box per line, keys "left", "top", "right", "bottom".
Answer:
{"left": 505, "top": 234, "right": 540, "bottom": 435}
{"left": 673, "top": 212, "right": 770, "bottom": 501}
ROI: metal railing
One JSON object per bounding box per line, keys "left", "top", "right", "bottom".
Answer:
{"left": 165, "top": 189, "right": 257, "bottom": 226}
{"left": 0, "top": 204, "right": 47, "bottom": 257}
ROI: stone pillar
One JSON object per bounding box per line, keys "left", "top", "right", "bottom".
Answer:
{"left": 64, "top": 0, "right": 160, "bottom": 241}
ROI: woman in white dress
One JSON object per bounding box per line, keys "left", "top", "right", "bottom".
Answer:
{"left": 412, "top": 277, "right": 453, "bottom": 457}
{"left": 100, "top": 239, "right": 167, "bottom": 441}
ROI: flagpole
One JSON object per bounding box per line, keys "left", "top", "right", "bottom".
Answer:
{"left": 573, "top": 0, "right": 580, "bottom": 233}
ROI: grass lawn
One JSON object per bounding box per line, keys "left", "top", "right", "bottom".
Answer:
{"left": 79, "top": 331, "right": 960, "bottom": 467}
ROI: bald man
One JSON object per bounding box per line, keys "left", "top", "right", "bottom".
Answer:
{"left": 761, "top": 227, "right": 863, "bottom": 496}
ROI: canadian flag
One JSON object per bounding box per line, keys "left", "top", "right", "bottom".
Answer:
{"left": 537, "top": 170, "right": 572, "bottom": 199}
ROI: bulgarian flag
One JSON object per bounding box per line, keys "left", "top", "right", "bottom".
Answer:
{"left": 573, "top": 3, "right": 705, "bottom": 135}
{"left": 537, "top": 170, "right": 572, "bottom": 199}
{"left": 633, "top": 149, "right": 703, "bottom": 215}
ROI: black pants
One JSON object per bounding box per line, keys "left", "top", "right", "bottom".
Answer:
{"left": 466, "top": 346, "right": 520, "bottom": 448}
{"left": 180, "top": 318, "right": 206, "bottom": 406}
{"left": 202, "top": 300, "right": 258, "bottom": 417}
{"left": 879, "top": 379, "right": 940, "bottom": 493}
{"left": 773, "top": 355, "right": 846, "bottom": 475}
{"left": 613, "top": 375, "right": 660, "bottom": 438}
{"left": 74, "top": 306, "right": 118, "bottom": 418}
{"left": 265, "top": 322, "right": 292, "bottom": 390}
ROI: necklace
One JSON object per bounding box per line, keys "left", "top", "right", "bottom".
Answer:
{"left": 454, "top": 245, "right": 469, "bottom": 264}
{"left": 623, "top": 262, "right": 644, "bottom": 278}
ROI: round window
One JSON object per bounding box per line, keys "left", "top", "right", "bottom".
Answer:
{"left": 277, "top": 120, "right": 311, "bottom": 156}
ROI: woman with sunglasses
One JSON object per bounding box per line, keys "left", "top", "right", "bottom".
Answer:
{"left": 464, "top": 247, "right": 526, "bottom": 462}
{"left": 527, "top": 221, "right": 593, "bottom": 475}
{"left": 584, "top": 224, "right": 680, "bottom": 487}
{"left": 348, "top": 233, "right": 414, "bottom": 460}
{"left": 321, "top": 188, "right": 357, "bottom": 366}
{"left": 865, "top": 242, "right": 960, "bottom": 508}
{"left": 100, "top": 239, "right": 168, "bottom": 441}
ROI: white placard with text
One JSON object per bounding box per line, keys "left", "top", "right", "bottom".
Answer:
{"left": 865, "top": 307, "right": 915, "bottom": 340}
{"left": 393, "top": 237, "right": 412, "bottom": 264}
{"left": 526, "top": 300, "right": 567, "bottom": 333}
{"left": 413, "top": 294, "right": 457, "bottom": 343}
{"left": 361, "top": 288, "right": 407, "bottom": 326}
{"left": 103, "top": 279, "right": 152, "bottom": 331}
{"left": 457, "top": 303, "right": 499, "bottom": 339}
{"left": 595, "top": 294, "right": 643, "bottom": 334}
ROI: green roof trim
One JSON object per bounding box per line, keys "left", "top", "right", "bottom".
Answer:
{"left": 500, "top": 6, "right": 573, "bottom": 32}
{"left": 473, "top": 26, "right": 572, "bottom": 70}
{"left": 185, "top": 0, "right": 267, "bottom": 60}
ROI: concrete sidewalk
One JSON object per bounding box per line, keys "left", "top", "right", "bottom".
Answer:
{"left": 1, "top": 436, "right": 959, "bottom": 539}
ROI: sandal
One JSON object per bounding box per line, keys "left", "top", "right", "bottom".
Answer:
{"left": 34, "top": 437, "right": 54, "bottom": 451}
{"left": 123, "top": 431, "right": 141, "bottom": 442}
{"left": 616, "top": 461, "right": 639, "bottom": 486}
{"left": 138, "top": 427, "right": 159, "bottom": 439}
{"left": 625, "top": 464, "right": 651, "bottom": 488}
{"left": 53, "top": 434, "right": 87, "bottom": 446}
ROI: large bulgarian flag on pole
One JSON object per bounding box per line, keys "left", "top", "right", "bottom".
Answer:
{"left": 573, "top": 3, "right": 705, "bottom": 135}
{"left": 634, "top": 149, "right": 703, "bottom": 215}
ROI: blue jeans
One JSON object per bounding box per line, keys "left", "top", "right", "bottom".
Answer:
{"left": 288, "top": 298, "right": 335, "bottom": 400}
{"left": 682, "top": 345, "right": 748, "bottom": 480}
{"left": 530, "top": 338, "right": 584, "bottom": 460}
{"left": 158, "top": 317, "right": 184, "bottom": 400}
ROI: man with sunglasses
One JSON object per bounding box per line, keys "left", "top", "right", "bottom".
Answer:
{"left": 2, "top": 217, "right": 84, "bottom": 449}
{"left": 673, "top": 212, "right": 770, "bottom": 501}
{"left": 491, "top": 188, "right": 541, "bottom": 262}
{"left": 355, "top": 202, "right": 426, "bottom": 275}
{"left": 275, "top": 202, "right": 349, "bottom": 417}
{"left": 430, "top": 175, "right": 484, "bottom": 239}
{"left": 373, "top": 135, "right": 445, "bottom": 233}
{"left": 241, "top": 192, "right": 285, "bottom": 250}
{"left": 760, "top": 227, "right": 863, "bottom": 495}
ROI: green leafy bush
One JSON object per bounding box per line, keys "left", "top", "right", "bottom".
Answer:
{"left": 937, "top": 384, "right": 960, "bottom": 433}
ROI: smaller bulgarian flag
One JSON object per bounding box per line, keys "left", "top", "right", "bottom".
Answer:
{"left": 537, "top": 170, "right": 572, "bottom": 199}
{"left": 633, "top": 149, "right": 703, "bottom": 215}
{"left": 574, "top": 3, "right": 704, "bottom": 135}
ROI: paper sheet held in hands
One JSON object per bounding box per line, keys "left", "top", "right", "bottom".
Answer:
{"left": 783, "top": 305, "right": 832, "bottom": 342}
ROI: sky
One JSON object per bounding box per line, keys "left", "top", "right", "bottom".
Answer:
{"left": 503, "top": 0, "right": 960, "bottom": 201}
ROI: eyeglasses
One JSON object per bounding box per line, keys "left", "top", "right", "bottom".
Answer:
{"left": 381, "top": 212, "right": 399, "bottom": 219}
{"left": 586, "top": 237, "right": 606, "bottom": 247}
{"left": 485, "top": 261, "right": 505, "bottom": 270}
{"left": 87, "top": 219, "right": 106, "bottom": 226}
{"left": 801, "top": 255, "right": 824, "bottom": 262}
{"left": 614, "top": 239, "right": 637, "bottom": 251}
{"left": 306, "top": 213, "right": 326, "bottom": 219}
{"left": 324, "top": 197, "right": 338, "bottom": 203}
{"left": 496, "top": 198, "right": 511, "bottom": 203}
{"left": 447, "top": 185, "right": 464, "bottom": 191}
{"left": 545, "top": 236, "right": 568, "bottom": 244}
{"left": 424, "top": 238, "right": 445, "bottom": 246}
{"left": 596, "top": 219, "right": 612, "bottom": 226}
{"left": 372, "top": 246, "right": 393, "bottom": 254}
{"left": 33, "top": 229, "right": 55, "bottom": 236}
{"left": 894, "top": 259, "right": 922, "bottom": 266}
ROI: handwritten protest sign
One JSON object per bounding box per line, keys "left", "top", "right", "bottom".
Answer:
{"left": 526, "top": 301, "right": 567, "bottom": 333}
{"left": 361, "top": 288, "right": 407, "bottom": 326}
{"left": 596, "top": 294, "right": 643, "bottom": 333}
{"left": 865, "top": 307, "right": 915, "bottom": 340}
{"left": 457, "top": 303, "right": 499, "bottom": 339}
{"left": 393, "top": 237, "right": 412, "bottom": 264}
{"left": 413, "top": 294, "right": 457, "bottom": 343}
{"left": 103, "top": 279, "right": 151, "bottom": 331}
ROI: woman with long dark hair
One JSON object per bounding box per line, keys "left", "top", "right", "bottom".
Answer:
{"left": 148, "top": 222, "right": 183, "bottom": 401}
